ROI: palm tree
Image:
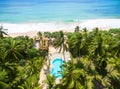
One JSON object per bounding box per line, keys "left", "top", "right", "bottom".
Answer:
{"left": 54, "top": 31, "right": 68, "bottom": 61}
{"left": 111, "top": 40, "right": 120, "bottom": 57}
{"left": 17, "top": 57, "right": 44, "bottom": 89}
{"left": 68, "top": 32, "right": 89, "bottom": 57}
{"left": 37, "top": 31, "right": 42, "bottom": 38}
{"left": 75, "top": 26, "right": 80, "bottom": 32}
{"left": 102, "top": 57, "right": 120, "bottom": 88}
{"left": 0, "top": 25, "right": 8, "bottom": 38}
{"left": 3, "top": 38, "right": 24, "bottom": 62}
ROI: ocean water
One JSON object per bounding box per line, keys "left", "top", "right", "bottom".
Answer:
{"left": 0, "top": 0, "right": 120, "bottom": 23}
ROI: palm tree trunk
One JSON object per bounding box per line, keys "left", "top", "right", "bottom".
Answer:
{"left": 63, "top": 52, "right": 66, "bottom": 62}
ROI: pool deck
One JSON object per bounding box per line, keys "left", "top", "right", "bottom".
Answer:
{"left": 39, "top": 46, "right": 71, "bottom": 89}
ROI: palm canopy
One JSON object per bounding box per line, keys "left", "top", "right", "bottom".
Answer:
{"left": 68, "top": 32, "right": 89, "bottom": 57}
{"left": 58, "top": 28, "right": 120, "bottom": 89}
{"left": 54, "top": 31, "right": 68, "bottom": 53}
{"left": 58, "top": 55, "right": 120, "bottom": 89}
{"left": 1, "top": 38, "right": 24, "bottom": 62}
{"left": 60, "top": 60, "right": 86, "bottom": 89}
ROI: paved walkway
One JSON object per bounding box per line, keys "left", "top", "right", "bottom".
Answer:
{"left": 39, "top": 46, "right": 57, "bottom": 89}
{"left": 39, "top": 64, "right": 48, "bottom": 89}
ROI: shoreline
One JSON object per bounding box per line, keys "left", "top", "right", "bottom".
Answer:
{"left": 1, "top": 19, "right": 120, "bottom": 37}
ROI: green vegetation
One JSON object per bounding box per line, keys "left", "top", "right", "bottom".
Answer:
{"left": 0, "top": 26, "right": 120, "bottom": 89}
{"left": 0, "top": 28, "right": 48, "bottom": 89}
{"left": 53, "top": 31, "right": 68, "bottom": 61}
{"left": 49, "top": 28, "right": 120, "bottom": 89}
{"left": 37, "top": 31, "right": 42, "bottom": 38}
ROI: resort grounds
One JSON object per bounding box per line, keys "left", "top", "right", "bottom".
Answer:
{"left": 0, "top": 21, "right": 120, "bottom": 89}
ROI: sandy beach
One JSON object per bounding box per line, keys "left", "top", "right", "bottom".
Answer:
{"left": 1, "top": 19, "right": 120, "bottom": 37}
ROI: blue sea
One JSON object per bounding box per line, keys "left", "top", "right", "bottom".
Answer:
{"left": 0, "top": 0, "right": 120, "bottom": 23}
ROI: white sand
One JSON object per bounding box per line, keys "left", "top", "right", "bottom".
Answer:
{"left": 79, "top": 19, "right": 120, "bottom": 30}
{"left": 1, "top": 19, "right": 120, "bottom": 36}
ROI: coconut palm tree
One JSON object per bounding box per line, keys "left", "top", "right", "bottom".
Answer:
{"left": 16, "top": 57, "right": 44, "bottom": 89}
{"left": 3, "top": 38, "right": 24, "bottom": 62}
{"left": 102, "top": 57, "right": 120, "bottom": 89}
{"left": 68, "top": 32, "right": 89, "bottom": 57}
{"left": 111, "top": 40, "right": 120, "bottom": 57}
{"left": 0, "top": 25, "right": 8, "bottom": 38}
{"left": 37, "top": 31, "right": 42, "bottom": 38}
{"left": 60, "top": 60, "right": 86, "bottom": 89}
{"left": 75, "top": 26, "right": 80, "bottom": 32}
{"left": 54, "top": 31, "right": 68, "bottom": 61}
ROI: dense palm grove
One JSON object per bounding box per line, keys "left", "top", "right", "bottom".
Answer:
{"left": 0, "top": 26, "right": 48, "bottom": 89}
{"left": 0, "top": 25, "right": 120, "bottom": 89}
{"left": 49, "top": 28, "right": 120, "bottom": 89}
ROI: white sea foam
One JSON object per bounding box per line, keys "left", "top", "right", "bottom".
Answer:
{"left": 1, "top": 19, "right": 120, "bottom": 34}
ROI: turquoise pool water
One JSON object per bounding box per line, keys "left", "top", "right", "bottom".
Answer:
{"left": 51, "top": 58, "right": 64, "bottom": 79}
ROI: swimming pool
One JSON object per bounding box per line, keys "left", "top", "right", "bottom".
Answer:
{"left": 51, "top": 58, "right": 64, "bottom": 79}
